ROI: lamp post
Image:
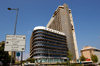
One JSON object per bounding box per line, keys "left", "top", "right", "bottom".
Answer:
{"left": 8, "top": 8, "right": 19, "bottom": 66}
{"left": 8, "top": 8, "right": 19, "bottom": 35}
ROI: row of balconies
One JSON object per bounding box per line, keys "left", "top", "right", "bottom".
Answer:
{"left": 33, "top": 45, "right": 68, "bottom": 51}
{"left": 33, "top": 51, "right": 67, "bottom": 55}
{"left": 32, "top": 38, "right": 66, "bottom": 44}
{"left": 30, "top": 46, "right": 68, "bottom": 56}
{"left": 32, "top": 40, "right": 67, "bottom": 46}
{"left": 32, "top": 42, "right": 66, "bottom": 48}
{"left": 33, "top": 53, "right": 67, "bottom": 57}
{"left": 33, "top": 30, "right": 66, "bottom": 39}
{"left": 33, "top": 44, "right": 67, "bottom": 48}
{"left": 33, "top": 48, "right": 67, "bottom": 53}
{"left": 33, "top": 33, "right": 66, "bottom": 41}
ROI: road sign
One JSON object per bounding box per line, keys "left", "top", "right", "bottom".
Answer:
{"left": 17, "top": 52, "right": 20, "bottom": 57}
{"left": 4, "top": 35, "right": 26, "bottom": 51}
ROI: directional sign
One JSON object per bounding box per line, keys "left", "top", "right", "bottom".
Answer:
{"left": 4, "top": 35, "right": 26, "bottom": 51}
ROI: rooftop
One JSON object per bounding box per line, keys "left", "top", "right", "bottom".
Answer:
{"left": 33, "top": 26, "right": 65, "bottom": 35}
{"left": 81, "top": 46, "right": 100, "bottom": 51}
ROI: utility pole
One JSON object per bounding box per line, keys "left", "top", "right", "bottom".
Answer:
{"left": 8, "top": 8, "right": 19, "bottom": 66}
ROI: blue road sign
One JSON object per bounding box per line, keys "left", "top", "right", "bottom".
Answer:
{"left": 17, "top": 52, "right": 20, "bottom": 57}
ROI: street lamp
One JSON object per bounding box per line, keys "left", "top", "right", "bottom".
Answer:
{"left": 8, "top": 8, "right": 19, "bottom": 35}
{"left": 8, "top": 8, "right": 19, "bottom": 66}
{"left": 8, "top": 8, "right": 12, "bottom": 10}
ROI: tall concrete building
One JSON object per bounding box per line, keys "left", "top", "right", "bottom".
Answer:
{"left": 47, "top": 4, "right": 79, "bottom": 61}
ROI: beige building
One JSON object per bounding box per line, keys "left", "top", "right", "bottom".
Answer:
{"left": 81, "top": 46, "right": 100, "bottom": 63}
{"left": 46, "top": 4, "right": 79, "bottom": 61}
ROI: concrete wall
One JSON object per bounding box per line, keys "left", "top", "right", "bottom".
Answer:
{"left": 82, "top": 50, "right": 91, "bottom": 59}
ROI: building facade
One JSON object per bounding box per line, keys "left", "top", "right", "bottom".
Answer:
{"left": 30, "top": 26, "right": 68, "bottom": 63}
{"left": 47, "top": 4, "right": 79, "bottom": 61}
{"left": 81, "top": 46, "right": 100, "bottom": 63}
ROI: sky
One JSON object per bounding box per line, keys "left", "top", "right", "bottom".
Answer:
{"left": 0, "top": 0, "right": 100, "bottom": 60}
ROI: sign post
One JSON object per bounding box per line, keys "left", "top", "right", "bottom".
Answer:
{"left": 16, "top": 52, "right": 20, "bottom": 66}
{"left": 4, "top": 35, "right": 26, "bottom": 66}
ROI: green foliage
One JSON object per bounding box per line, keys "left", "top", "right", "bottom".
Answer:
{"left": 0, "top": 41, "right": 14, "bottom": 65}
{"left": 56, "top": 62, "right": 83, "bottom": 66}
{"left": 22, "top": 60, "right": 26, "bottom": 63}
{"left": 60, "top": 62, "right": 67, "bottom": 65}
{"left": 26, "top": 58, "right": 35, "bottom": 63}
{"left": 70, "top": 63, "right": 83, "bottom": 66}
{"left": 67, "top": 51, "right": 73, "bottom": 61}
{"left": 56, "top": 62, "right": 67, "bottom": 65}
{"left": 56, "top": 62, "right": 60, "bottom": 65}
{"left": 91, "top": 54, "right": 98, "bottom": 63}
{"left": 66, "top": 51, "right": 73, "bottom": 66}
{"left": 80, "top": 55, "right": 86, "bottom": 61}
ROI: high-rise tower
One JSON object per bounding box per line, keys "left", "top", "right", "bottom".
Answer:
{"left": 47, "top": 4, "right": 79, "bottom": 61}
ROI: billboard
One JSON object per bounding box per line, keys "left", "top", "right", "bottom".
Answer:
{"left": 4, "top": 35, "right": 26, "bottom": 51}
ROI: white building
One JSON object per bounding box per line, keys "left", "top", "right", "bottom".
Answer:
{"left": 81, "top": 46, "right": 100, "bottom": 63}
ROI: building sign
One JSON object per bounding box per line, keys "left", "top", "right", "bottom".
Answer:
{"left": 34, "top": 26, "right": 65, "bottom": 35}
{"left": 46, "top": 28, "right": 65, "bottom": 35}
{"left": 4, "top": 35, "right": 26, "bottom": 51}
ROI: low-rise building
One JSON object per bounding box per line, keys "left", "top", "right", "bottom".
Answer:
{"left": 81, "top": 46, "right": 100, "bottom": 63}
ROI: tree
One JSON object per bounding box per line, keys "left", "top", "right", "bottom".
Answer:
{"left": 0, "top": 41, "right": 14, "bottom": 65}
{"left": 91, "top": 54, "right": 98, "bottom": 63}
{"left": 67, "top": 51, "right": 73, "bottom": 61}
{"left": 80, "top": 55, "right": 86, "bottom": 61}
{"left": 26, "top": 58, "right": 35, "bottom": 63}
{"left": 66, "top": 51, "right": 73, "bottom": 66}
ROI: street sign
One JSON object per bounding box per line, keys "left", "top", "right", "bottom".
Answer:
{"left": 4, "top": 35, "right": 26, "bottom": 51}
{"left": 17, "top": 52, "right": 20, "bottom": 57}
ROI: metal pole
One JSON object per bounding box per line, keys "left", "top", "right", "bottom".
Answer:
{"left": 13, "top": 9, "right": 19, "bottom": 65}
{"left": 10, "top": 8, "right": 19, "bottom": 66}
{"left": 10, "top": 52, "right": 12, "bottom": 66}
{"left": 21, "top": 51, "right": 23, "bottom": 66}
{"left": 18, "top": 56, "right": 19, "bottom": 66}
{"left": 14, "top": 8, "right": 19, "bottom": 35}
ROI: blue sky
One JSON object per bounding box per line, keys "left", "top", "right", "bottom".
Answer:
{"left": 0, "top": 0, "right": 100, "bottom": 60}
